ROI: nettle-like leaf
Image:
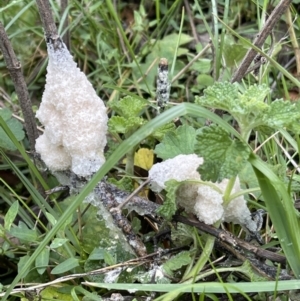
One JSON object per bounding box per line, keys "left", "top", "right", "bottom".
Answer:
{"left": 195, "top": 125, "right": 251, "bottom": 182}
{"left": 154, "top": 125, "right": 197, "bottom": 160}
{"left": 195, "top": 82, "right": 300, "bottom": 135}
{"left": 235, "top": 84, "right": 269, "bottom": 115}
{"left": 0, "top": 108, "right": 25, "bottom": 150}
{"left": 262, "top": 100, "right": 300, "bottom": 133}
{"left": 156, "top": 179, "right": 181, "bottom": 220}
{"left": 196, "top": 82, "right": 270, "bottom": 131}
{"left": 195, "top": 81, "right": 239, "bottom": 112}
{"left": 108, "top": 116, "right": 145, "bottom": 134}
{"left": 109, "top": 95, "right": 148, "bottom": 118}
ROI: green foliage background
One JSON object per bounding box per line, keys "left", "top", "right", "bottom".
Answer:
{"left": 1, "top": 0, "right": 300, "bottom": 300}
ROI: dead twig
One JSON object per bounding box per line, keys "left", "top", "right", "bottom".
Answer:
{"left": 35, "top": 0, "right": 59, "bottom": 39}
{"left": 94, "top": 180, "right": 157, "bottom": 257}
{"left": 173, "top": 214, "right": 286, "bottom": 264}
{"left": 113, "top": 178, "right": 150, "bottom": 211}
{"left": 0, "top": 22, "right": 39, "bottom": 151}
{"left": 184, "top": 0, "right": 200, "bottom": 44}
{"left": 231, "top": 0, "right": 292, "bottom": 83}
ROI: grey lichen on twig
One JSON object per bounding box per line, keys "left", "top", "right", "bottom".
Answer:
{"left": 156, "top": 58, "right": 170, "bottom": 110}
{"left": 0, "top": 21, "right": 39, "bottom": 151}
{"left": 231, "top": 0, "right": 292, "bottom": 83}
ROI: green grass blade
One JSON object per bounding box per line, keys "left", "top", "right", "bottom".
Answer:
{"left": 4, "top": 0, "right": 35, "bottom": 31}
{"left": 83, "top": 279, "right": 300, "bottom": 293}
{"left": 250, "top": 154, "right": 300, "bottom": 278}
{"left": 0, "top": 114, "right": 48, "bottom": 189}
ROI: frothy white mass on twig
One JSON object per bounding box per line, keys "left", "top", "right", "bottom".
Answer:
{"left": 149, "top": 154, "right": 257, "bottom": 231}
{"left": 35, "top": 40, "right": 108, "bottom": 178}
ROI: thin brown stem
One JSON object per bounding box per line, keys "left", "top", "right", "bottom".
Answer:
{"left": 0, "top": 22, "right": 39, "bottom": 150}
{"left": 35, "top": 0, "right": 59, "bottom": 39}
{"left": 231, "top": 0, "right": 292, "bottom": 83}
{"left": 173, "top": 214, "right": 286, "bottom": 264}
{"left": 184, "top": 0, "right": 199, "bottom": 44}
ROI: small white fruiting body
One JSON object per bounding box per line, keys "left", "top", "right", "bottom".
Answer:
{"left": 35, "top": 41, "right": 108, "bottom": 178}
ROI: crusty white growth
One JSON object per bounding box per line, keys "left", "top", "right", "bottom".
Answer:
{"left": 148, "top": 154, "right": 203, "bottom": 192}
{"left": 149, "top": 154, "right": 256, "bottom": 231}
{"left": 195, "top": 185, "right": 224, "bottom": 224}
{"left": 175, "top": 182, "right": 199, "bottom": 213}
{"left": 35, "top": 41, "right": 108, "bottom": 177}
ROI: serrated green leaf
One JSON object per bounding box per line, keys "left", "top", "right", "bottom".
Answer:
{"left": 0, "top": 108, "right": 25, "bottom": 150}
{"left": 240, "top": 260, "right": 267, "bottom": 282}
{"left": 4, "top": 201, "right": 19, "bottom": 231}
{"left": 240, "top": 84, "right": 270, "bottom": 104}
{"left": 154, "top": 125, "right": 197, "bottom": 160}
{"left": 195, "top": 125, "right": 251, "bottom": 181}
{"left": 156, "top": 179, "right": 181, "bottom": 220}
{"left": 263, "top": 100, "right": 300, "bottom": 133}
{"left": 35, "top": 248, "right": 50, "bottom": 275}
{"left": 235, "top": 85, "right": 269, "bottom": 118}
{"left": 195, "top": 82, "right": 271, "bottom": 135}
{"left": 51, "top": 257, "right": 79, "bottom": 275}
{"left": 162, "top": 251, "right": 191, "bottom": 276}
{"left": 109, "top": 96, "right": 148, "bottom": 118}
{"left": 195, "top": 81, "right": 239, "bottom": 112}
{"left": 171, "top": 223, "right": 194, "bottom": 246}
{"left": 195, "top": 82, "right": 300, "bottom": 136}
{"left": 108, "top": 116, "right": 145, "bottom": 134}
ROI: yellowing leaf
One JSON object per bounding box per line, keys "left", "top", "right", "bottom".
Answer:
{"left": 134, "top": 148, "right": 154, "bottom": 171}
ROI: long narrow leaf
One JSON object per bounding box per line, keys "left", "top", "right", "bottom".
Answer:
{"left": 83, "top": 280, "right": 300, "bottom": 293}
{"left": 250, "top": 154, "right": 300, "bottom": 278}
{"left": 0, "top": 114, "right": 48, "bottom": 189}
